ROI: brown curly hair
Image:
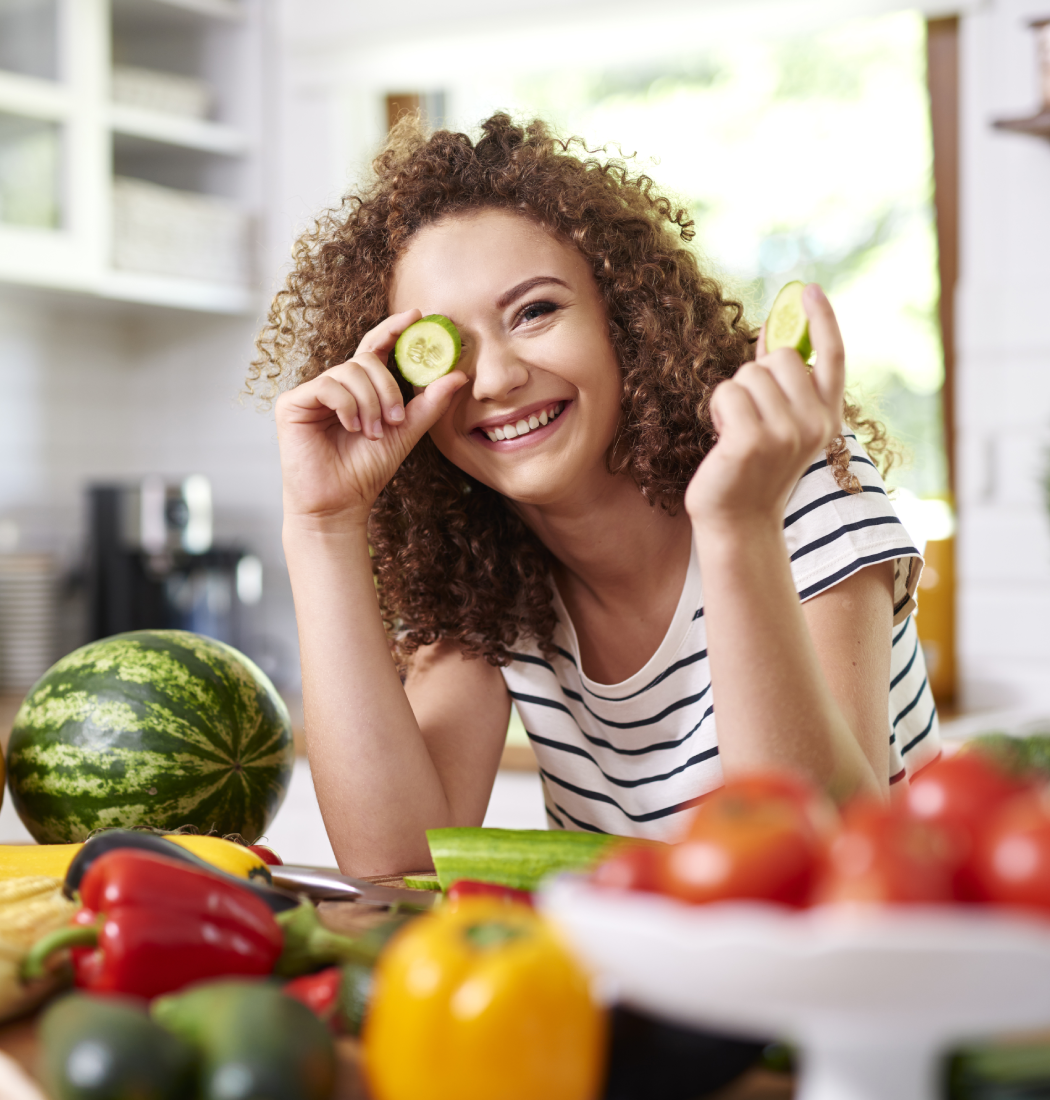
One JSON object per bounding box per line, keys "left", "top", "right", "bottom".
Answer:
{"left": 250, "top": 112, "right": 891, "bottom": 668}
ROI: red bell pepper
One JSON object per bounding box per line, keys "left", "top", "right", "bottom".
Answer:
{"left": 24, "top": 849, "right": 283, "bottom": 999}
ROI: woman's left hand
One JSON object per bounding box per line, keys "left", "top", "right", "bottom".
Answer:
{"left": 684, "top": 282, "right": 846, "bottom": 533}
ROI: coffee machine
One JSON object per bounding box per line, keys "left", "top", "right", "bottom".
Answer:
{"left": 86, "top": 477, "right": 262, "bottom": 649}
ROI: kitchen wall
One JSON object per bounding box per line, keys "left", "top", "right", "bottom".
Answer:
{"left": 955, "top": 0, "right": 1050, "bottom": 712}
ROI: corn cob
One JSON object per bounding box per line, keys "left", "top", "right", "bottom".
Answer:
{"left": 0, "top": 877, "right": 77, "bottom": 1024}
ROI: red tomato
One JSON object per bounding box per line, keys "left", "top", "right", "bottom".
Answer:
{"left": 902, "top": 752, "right": 1029, "bottom": 899}
{"left": 445, "top": 880, "right": 533, "bottom": 908}
{"left": 813, "top": 800, "right": 956, "bottom": 905}
{"left": 591, "top": 842, "right": 663, "bottom": 893}
{"left": 656, "top": 776, "right": 823, "bottom": 907}
{"left": 970, "top": 790, "right": 1050, "bottom": 913}
{"left": 249, "top": 844, "right": 283, "bottom": 866}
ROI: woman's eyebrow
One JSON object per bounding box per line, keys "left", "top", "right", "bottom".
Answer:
{"left": 495, "top": 276, "right": 570, "bottom": 310}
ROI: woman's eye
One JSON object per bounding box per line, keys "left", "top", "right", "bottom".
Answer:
{"left": 519, "top": 300, "right": 557, "bottom": 325}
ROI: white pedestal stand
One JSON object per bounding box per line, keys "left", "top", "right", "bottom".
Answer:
{"left": 541, "top": 880, "right": 1050, "bottom": 1100}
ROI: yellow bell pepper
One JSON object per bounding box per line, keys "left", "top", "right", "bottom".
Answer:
{"left": 0, "top": 835, "right": 270, "bottom": 883}
{"left": 363, "top": 897, "right": 607, "bottom": 1100}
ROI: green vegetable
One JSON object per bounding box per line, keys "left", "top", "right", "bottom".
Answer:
{"left": 6, "top": 629, "right": 294, "bottom": 843}
{"left": 274, "top": 898, "right": 412, "bottom": 977}
{"left": 339, "top": 960, "right": 374, "bottom": 1036}
{"left": 402, "top": 872, "right": 441, "bottom": 891}
{"left": 964, "top": 733, "right": 1050, "bottom": 782}
{"left": 41, "top": 993, "right": 196, "bottom": 1100}
{"left": 152, "top": 980, "right": 336, "bottom": 1100}
{"left": 948, "top": 1039, "right": 1050, "bottom": 1099}
{"left": 426, "top": 827, "right": 624, "bottom": 891}
{"left": 393, "top": 314, "right": 461, "bottom": 386}
{"left": 765, "top": 280, "right": 813, "bottom": 360}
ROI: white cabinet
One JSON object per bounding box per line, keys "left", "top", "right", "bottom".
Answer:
{"left": 0, "top": 0, "right": 261, "bottom": 314}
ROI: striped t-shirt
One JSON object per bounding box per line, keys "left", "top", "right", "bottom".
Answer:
{"left": 501, "top": 434, "right": 941, "bottom": 840}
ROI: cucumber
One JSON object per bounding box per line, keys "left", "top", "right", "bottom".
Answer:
{"left": 393, "top": 314, "right": 461, "bottom": 386}
{"left": 426, "top": 827, "right": 624, "bottom": 892}
{"left": 41, "top": 993, "right": 196, "bottom": 1100}
{"left": 765, "top": 280, "right": 813, "bottom": 361}
{"left": 402, "top": 872, "right": 441, "bottom": 891}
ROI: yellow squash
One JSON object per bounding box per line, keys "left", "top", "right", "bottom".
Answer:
{"left": 363, "top": 897, "right": 607, "bottom": 1100}
{"left": 0, "top": 835, "right": 270, "bottom": 883}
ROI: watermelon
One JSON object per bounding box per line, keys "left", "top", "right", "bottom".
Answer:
{"left": 6, "top": 630, "right": 295, "bottom": 844}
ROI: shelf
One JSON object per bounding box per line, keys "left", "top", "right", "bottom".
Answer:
{"left": 109, "top": 104, "right": 249, "bottom": 154}
{"left": 0, "top": 71, "right": 68, "bottom": 122}
{"left": 113, "top": 0, "right": 246, "bottom": 26}
{"left": 993, "top": 110, "right": 1050, "bottom": 139}
{"left": 0, "top": 225, "right": 255, "bottom": 315}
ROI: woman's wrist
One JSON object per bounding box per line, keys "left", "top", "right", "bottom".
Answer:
{"left": 689, "top": 509, "right": 785, "bottom": 559}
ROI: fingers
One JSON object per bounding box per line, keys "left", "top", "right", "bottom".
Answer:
{"left": 803, "top": 283, "right": 846, "bottom": 416}
{"left": 355, "top": 308, "right": 422, "bottom": 361}
{"left": 755, "top": 322, "right": 767, "bottom": 360}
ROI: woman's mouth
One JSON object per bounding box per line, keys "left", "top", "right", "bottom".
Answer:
{"left": 478, "top": 401, "right": 566, "bottom": 443}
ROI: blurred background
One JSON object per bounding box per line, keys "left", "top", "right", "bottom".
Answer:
{"left": 0, "top": 0, "right": 1048, "bottom": 854}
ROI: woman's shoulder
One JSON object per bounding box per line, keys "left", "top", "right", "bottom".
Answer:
{"left": 784, "top": 433, "right": 921, "bottom": 624}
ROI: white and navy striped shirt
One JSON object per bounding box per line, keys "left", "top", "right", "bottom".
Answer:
{"left": 501, "top": 435, "right": 941, "bottom": 839}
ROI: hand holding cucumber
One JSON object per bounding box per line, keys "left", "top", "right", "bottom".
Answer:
{"left": 685, "top": 282, "right": 846, "bottom": 528}
{"left": 275, "top": 309, "right": 467, "bottom": 528}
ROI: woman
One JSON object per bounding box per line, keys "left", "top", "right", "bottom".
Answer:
{"left": 250, "top": 114, "right": 939, "bottom": 876}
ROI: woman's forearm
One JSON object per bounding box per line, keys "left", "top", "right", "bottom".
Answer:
{"left": 693, "top": 516, "right": 883, "bottom": 803}
{"left": 283, "top": 518, "right": 454, "bottom": 875}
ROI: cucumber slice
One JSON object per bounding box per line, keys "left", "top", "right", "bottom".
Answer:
{"left": 765, "top": 280, "right": 813, "bottom": 361}
{"left": 393, "top": 314, "right": 461, "bottom": 386}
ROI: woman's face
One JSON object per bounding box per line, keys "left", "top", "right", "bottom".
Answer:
{"left": 388, "top": 209, "right": 623, "bottom": 509}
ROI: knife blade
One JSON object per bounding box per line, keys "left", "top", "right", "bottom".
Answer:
{"left": 269, "top": 865, "right": 438, "bottom": 909}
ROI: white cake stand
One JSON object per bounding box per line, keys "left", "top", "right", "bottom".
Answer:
{"left": 540, "top": 878, "right": 1050, "bottom": 1100}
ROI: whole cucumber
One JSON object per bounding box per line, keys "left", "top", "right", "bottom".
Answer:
{"left": 152, "top": 979, "right": 336, "bottom": 1100}
{"left": 40, "top": 993, "right": 196, "bottom": 1100}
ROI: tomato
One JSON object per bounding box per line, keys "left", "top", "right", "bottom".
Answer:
{"left": 902, "top": 752, "right": 1030, "bottom": 899}
{"left": 970, "top": 790, "right": 1050, "bottom": 913}
{"left": 445, "top": 880, "right": 533, "bottom": 908}
{"left": 591, "top": 841, "right": 663, "bottom": 893}
{"left": 813, "top": 800, "right": 956, "bottom": 905}
{"left": 656, "top": 776, "right": 823, "bottom": 907}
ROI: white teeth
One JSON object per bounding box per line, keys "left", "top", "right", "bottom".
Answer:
{"left": 483, "top": 402, "right": 565, "bottom": 442}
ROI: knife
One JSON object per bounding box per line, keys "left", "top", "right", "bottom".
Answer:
{"left": 269, "top": 865, "right": 438, "bottom": 909}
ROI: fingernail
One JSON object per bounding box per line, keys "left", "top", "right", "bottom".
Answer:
{"left": 351, "top": 416, "right": 361, "bottom": 432}
{"left": 389, "top": 405, "right": 405, "bottom": 422}
{"left": 805, "top": 283, "right": 827, "bottom": 303}
{"left": 372, "top": 420, "right": 384, "bottom": 437}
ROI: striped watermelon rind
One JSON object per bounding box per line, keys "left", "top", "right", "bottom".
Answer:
{"left": 7, "top": 630, "right": 295, "bottom": 844}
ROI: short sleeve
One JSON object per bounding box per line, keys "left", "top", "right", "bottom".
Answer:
{"left": 783, "top": 434, "right": 922, "bottom": 626}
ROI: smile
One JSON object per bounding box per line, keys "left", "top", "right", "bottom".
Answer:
{"left": 480, "top": 402, "right": 566, "bottom": 443}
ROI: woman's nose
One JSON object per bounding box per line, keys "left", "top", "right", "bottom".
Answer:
{"left": 466, "top": 341, "right": 529, "bottom": 403}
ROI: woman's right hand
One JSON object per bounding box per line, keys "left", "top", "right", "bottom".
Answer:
{"left": 275, "top": 309, "right": 467, "bottom": 529}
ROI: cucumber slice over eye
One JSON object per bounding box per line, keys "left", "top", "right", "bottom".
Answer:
{"left": 765, "top": 281, "right": 813, "bottom": 361}
{"left": 393, "top": 314, "right": 462, "bottom": 386}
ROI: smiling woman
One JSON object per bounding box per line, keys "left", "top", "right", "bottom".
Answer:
{"left": 252, "top": 114, "right": 939, "bottom": 876}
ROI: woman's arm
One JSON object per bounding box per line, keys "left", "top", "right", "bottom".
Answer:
{"left": 686, "top": 284, "right": 889, "bottom": 803}
{"left": 287, "top": 524, "right": 510, "bottom": 876}
{"left": 277, "top": 310, "right": 507, "bottom": 875}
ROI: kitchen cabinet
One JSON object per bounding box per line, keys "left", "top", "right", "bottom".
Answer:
{"left": 0, "top": 0, "right": 262, "bottom": 314}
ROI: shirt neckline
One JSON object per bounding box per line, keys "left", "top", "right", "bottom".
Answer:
{"left": 550, "top": 539, "right": 703, "bottom": 698}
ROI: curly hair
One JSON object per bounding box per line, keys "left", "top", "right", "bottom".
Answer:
{"left": 250, "top": 112, "right": 889, "bottom": 668}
